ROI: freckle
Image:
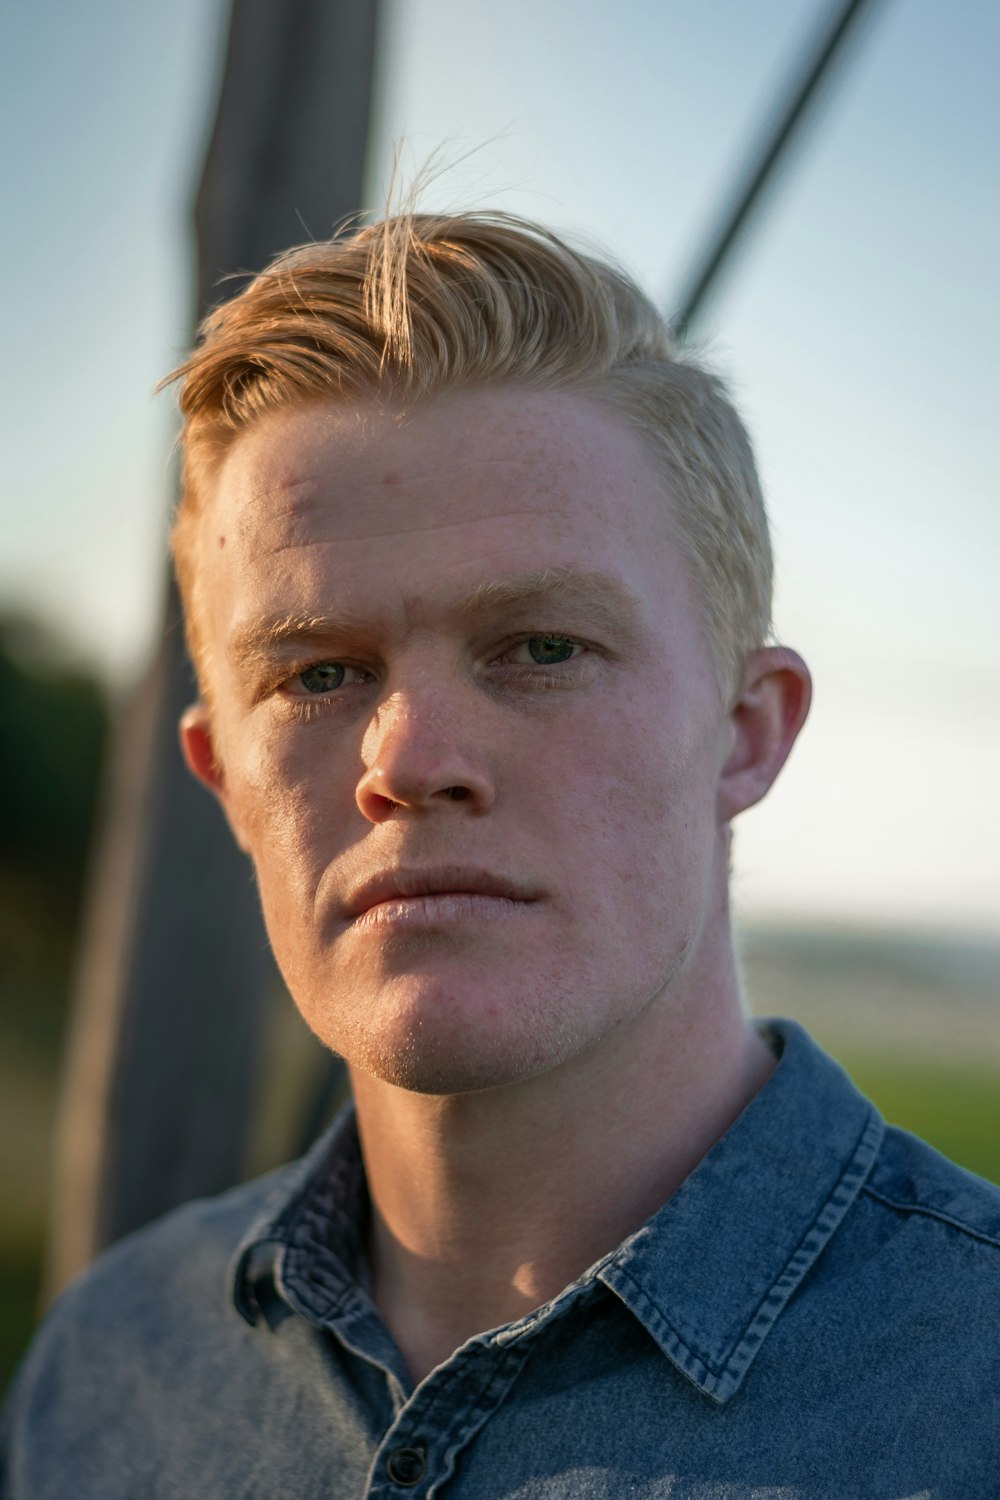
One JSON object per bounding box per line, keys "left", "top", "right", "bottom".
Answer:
{"left": 218, "top": 535, "right": 226, "bottom": 549}
{"left": 382, "top": 471, "right": 401, "bottom": 486}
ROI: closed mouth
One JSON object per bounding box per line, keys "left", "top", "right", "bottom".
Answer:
{"left": 344, "top": 866, "right": 540, "bottom": 922}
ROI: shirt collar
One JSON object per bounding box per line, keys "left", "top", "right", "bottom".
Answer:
{"left": 230, "top": 1104, "right": 368, "bottom": 1330}
{"left": 230, "top": 1020, "right": 883, "bottom": 1404}
{"left": 598, "top": 1019, "right": 883, "bottom": 1402}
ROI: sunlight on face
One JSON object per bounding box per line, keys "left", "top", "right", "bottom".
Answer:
{"left": 195, "top": 388, "right": 731, "bottom": 1094}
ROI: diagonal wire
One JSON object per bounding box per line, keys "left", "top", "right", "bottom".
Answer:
{"left": 670, "top": 0, "right": 883, "bottom": 342}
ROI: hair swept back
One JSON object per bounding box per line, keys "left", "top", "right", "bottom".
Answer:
{"left": 162, "top": 208, "right": 772, "bottom": 700}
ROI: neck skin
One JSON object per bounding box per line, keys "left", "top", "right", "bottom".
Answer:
{"left": 350, "top": 905, "right": 774, "bottom": 1387}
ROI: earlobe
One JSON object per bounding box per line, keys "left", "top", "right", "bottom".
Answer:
{"left": 717, "top": 647, "right": 812, "bottom": 824}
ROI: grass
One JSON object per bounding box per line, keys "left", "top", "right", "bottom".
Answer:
{"left": 838, "top": 1050, "right": 1000, "bottom": 1187}
{"left": 0, "top": 1242, "right": 45, "bottom": 1401}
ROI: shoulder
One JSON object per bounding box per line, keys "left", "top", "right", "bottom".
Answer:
{"left": 865, "top": 1122, "right": 1000, "bottom": 1252}
{"left": 1, "top": 1164, "right": 301, "bottom": 1496}
{"left": 827, "top": 1123, "right": 1000, "bottom": 1369}
{"left": 39, "top": 1161, "right": 296, "bottom": 1330}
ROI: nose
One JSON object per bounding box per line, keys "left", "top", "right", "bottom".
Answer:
{"left": 356, "top": 690, "right": 495, "bottom": 823}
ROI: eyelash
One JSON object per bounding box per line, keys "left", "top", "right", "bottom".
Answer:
{"left": 275, "top": 634, "right": 591, "bottom": 719}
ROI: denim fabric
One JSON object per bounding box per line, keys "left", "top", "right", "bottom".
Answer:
{"left": 3, "top": 1020, "right": 999, "bottom": 1498}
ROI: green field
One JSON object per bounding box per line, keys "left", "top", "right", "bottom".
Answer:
{"left": 839, "top": 1050, "right": 1000, "bottom": 1187}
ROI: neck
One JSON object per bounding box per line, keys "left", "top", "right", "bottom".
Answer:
{"left": 350, "top": 929, "right": 774, "bottom": 1385}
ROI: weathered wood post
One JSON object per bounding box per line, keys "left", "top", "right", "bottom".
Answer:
{"left": 46, "top": 0, "right": 380, "bottom": 1298}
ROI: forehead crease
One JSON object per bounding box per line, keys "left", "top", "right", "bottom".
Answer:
{"left": 254, "top": 508, "right": 555, "bottom": 552}
{"left": 223, "top": 471, "right": 561, "bottom": 549}
{"left": 230, "top": 478, "right": 321, "bottom": 528}
{"left": 218, "top": 435, "right": 591, "bottom": 531}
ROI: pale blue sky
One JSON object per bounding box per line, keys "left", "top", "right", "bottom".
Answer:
{"left": 1, "top": 0, "right": 997, "bottom": 934}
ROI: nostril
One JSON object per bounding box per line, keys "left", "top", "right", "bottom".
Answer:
{"left": 445, "top": 786, "right": 470, "bottom": 801}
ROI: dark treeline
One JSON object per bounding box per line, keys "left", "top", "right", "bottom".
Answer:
{"left": 1, "top": 614, "right": 109, "bottom": 870}
{"left": 1, "top": 612, "right": 111, "bottom": 1390}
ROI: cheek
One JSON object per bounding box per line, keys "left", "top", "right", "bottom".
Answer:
{"left": 223, "top": 720, "right": 356, "bottom": 891}
{"left": 563, "top": 697, "right": 720, "bottom": 902}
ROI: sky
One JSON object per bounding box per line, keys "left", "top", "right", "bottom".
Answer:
{"left": 1, "top": 0, "right": 997, "bottom": 936}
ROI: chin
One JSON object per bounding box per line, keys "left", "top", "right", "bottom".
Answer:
{"left": 298, "top": 968, "right": 593, "bottom": 1097}
{"left": 351, "top": 1046, "right": 542, "bottom": 1098}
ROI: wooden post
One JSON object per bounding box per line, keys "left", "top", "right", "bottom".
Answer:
{"left": 46, "top": 0, "right": 380, "bottom": 1298}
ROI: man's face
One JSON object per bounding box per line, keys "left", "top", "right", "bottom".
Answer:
{"left": 189, "top": 388, "right": 737, "bottom": 1094}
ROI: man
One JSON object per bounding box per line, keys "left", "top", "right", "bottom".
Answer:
{"left": 3, "top": 212, "right": 997, "bottom": 1496}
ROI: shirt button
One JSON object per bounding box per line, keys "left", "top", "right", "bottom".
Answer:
{"left": 386, "top": 1446, "right": 427, "bottom": 1486}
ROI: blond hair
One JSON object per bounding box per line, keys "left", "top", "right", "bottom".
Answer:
{"left": 163, "top": 211, "right": 772, "bottom": 700}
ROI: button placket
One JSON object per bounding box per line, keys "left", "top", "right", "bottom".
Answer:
{"left": 366, "top": 1318, "right": 542, "bottom": 1495}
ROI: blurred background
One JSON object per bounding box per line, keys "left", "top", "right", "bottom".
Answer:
{"left": 1, "top": 0, "right": 998, "bottom": 1392}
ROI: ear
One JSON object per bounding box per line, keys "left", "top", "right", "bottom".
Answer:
{"left": 717, "top": 647, "right": 812, "bottom": 825}
{"left": 179, "top": 703, "right": 251, "bottom": 853}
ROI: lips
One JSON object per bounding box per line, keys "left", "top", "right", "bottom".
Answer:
{"left": 343, "top": 866, "right": 540, "bottom": 921}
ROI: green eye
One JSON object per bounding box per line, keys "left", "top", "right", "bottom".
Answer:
{"left": 526, "top": 635, "right": 578, "bottom": 665}
{"left": 299, "top": 662, "right": 346, "bottom": 693}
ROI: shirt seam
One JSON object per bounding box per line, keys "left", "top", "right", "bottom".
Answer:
{"left": 862, "top": 1183, "right": 1000, "bottom": 1249}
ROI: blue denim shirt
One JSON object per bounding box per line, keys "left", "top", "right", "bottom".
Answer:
{"left": 4, "top": 1020, "right": 999, "bottom": 1498}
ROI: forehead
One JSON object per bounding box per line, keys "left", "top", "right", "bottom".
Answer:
{"left": 198, "top": 387, "right": 703, "bottom": 657}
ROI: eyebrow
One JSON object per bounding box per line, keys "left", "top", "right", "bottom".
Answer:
{"left": 458, "top": 568, "right": 637, "bottom": 617}
{"left": 227, "top": 567, "right": 645, "bottom": 673}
